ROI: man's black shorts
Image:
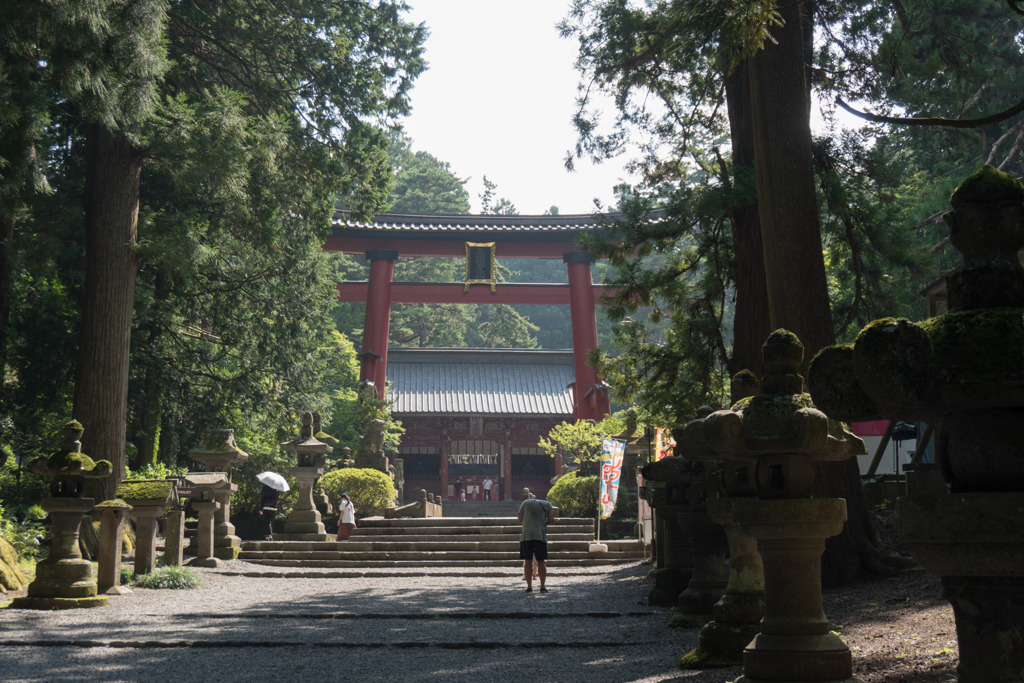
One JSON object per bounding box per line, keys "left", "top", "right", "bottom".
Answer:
{"left": 520, "top": 540, "right": 548, "bottom": 561}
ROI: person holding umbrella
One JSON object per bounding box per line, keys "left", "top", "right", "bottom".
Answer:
{"left": 337, "top": 493, "right": 356, "bottom": 541}
{"left": 256, "top": 471, "right": 289, "bottom": 541}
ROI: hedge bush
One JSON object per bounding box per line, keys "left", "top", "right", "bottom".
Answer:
{"left": 318, "top": 468, "right": 396, "bottom": 518}
{"left": 546, "top": 471, "right": 599, "bottom": 518}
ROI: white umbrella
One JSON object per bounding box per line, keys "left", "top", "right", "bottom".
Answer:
{"left": 256, "top": 471, "right": 289, "bottom": 492}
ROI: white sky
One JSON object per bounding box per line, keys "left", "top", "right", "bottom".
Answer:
{"left": 401, "top": 1, "right": 632, "bottom": 215}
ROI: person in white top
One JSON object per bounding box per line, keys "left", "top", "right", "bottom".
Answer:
{"left": 336, "top": 493, "right": 356, "bottom": 541}
{"left": 482, "top": 477, "right": 494, "bottom": 501}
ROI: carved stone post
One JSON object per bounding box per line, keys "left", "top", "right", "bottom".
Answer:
{"left": 95, "top": 500, "right": 132, "bottom": 595}
{"left": 115, "top": 479, "right": 174, "bottom": 575}
{"left": 184, "top": 472, "right": 232, "bottom": 568}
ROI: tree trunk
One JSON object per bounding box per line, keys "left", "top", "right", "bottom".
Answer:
{"left": 724, "top": 63, "right": 772, "bottom": 380}
{"left": 746, "top": 0, "right": 833, "bottom": 362}
{"left": 0, "top": 216, "right": 12, "bottom": 381}
{"left": 745, "top": 0, "right": 879, "bottom": 586}
{"left": 74, "top": 124, "right": 142, "bottom": 502}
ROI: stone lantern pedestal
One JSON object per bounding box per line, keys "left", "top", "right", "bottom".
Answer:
{"left": 12, "top": 497, "right": 108, "bottom": 609}
{"left": 115, "top": 479, "right": 175, "bottom": 575}
{"left": 95, "top": 499, "right": 132, "bottom": 595}
{"left": 185, "top": 472, "right": 232, "bottom": 568}
{"left": 189, "top": 429, "right": 248, "bottom": 561}
{"left": 733, "top": 498, "right": 852, "bottom": 683}
{"left": 673, "top": 500, "right": 728, "bottom": 627}
{"left": 680, "top": 494, "right": 765, "bottom": 668}
{"left": 645, "top": 494, "right": 693, "bottom": 606}
{"left": 899, "top": 492, "right": 1024, "bottom": 682}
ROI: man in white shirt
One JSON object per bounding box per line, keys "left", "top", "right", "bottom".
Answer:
{"left": 482, "top": 477, "right": 493, "bottom": 501}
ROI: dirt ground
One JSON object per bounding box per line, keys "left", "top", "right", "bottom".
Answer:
{"left": 823, "top": 570, "right": 957, "bottom": 683}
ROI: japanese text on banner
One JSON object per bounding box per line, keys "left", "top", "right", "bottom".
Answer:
{"left": 600, "top": 439, "right": 626, "bottom": 520}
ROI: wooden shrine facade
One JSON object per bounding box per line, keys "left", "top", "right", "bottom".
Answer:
{"left": 324, "top": 211, "right": 616, "bottom": 420}
{"left": 386, "top": 348, "right": 572, "bottom": 502}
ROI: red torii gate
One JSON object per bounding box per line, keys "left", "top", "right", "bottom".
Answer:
{"left": 324, "top": 212, "right": 613, "bottom": 420}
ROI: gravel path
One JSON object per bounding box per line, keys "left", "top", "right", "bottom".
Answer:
{"left": 0, "top": 561, "right": 735, "bottom": 683}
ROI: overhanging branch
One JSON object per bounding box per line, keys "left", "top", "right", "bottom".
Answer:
{"left": 836, "top": 96, "right": 1024, "bottom": 128}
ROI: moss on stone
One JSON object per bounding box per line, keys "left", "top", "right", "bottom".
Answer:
{"left": 920, "top": 307, "right": 1024, "bottom": 385}
{"left": 0, "top": 537, "right": 27, "bottom": 592}
{"left": 853, "top": 317, "right": 934, "bottom": 410}
{"left": 115, "top": 480, "right": 173, "bottom": 501}
{"left": 808, "top": 344, "right": 881, "bottom": 421}
{"left": 950, "top": 165, "right": 1024, "bottom": 209}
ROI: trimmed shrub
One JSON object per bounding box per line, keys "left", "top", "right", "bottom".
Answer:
{"left": 318, "top": 468, "right": 395, "bottom": 518}
{"left": 547, "top": 471, "right": 599, "bottom": 518}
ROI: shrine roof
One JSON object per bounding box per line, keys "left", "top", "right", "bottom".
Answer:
{"left": 332, "top": 211, "right": 612, "bottom": 239}
{"left": 387, "top": 348, "right": 574, "bottom": 417}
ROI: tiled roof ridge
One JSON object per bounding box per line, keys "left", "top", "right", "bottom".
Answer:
{"left": 332, "top": 209, "right": 665, "bottom": 232}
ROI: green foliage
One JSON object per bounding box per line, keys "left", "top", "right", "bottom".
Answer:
{"left": 325, "top": 385, "right": 404, "bottom": 461}
{"left": 547, "top": 472, "right": 600, "bottom": 518}
{"left": 126, "top": 565, "right": 202, "bottom": 589}
{"left": 230, "top": 434, "right": 298, "bottom": 516}
{"left": 125, "top": 462, "right": 188, "bottom": 481}
{"left": 538, "top": 413, "right": 630, "bottom": 466}
{"left": 1, "top": 0, "right": 427, "bottom": 480}
{"left": 0, "top": 503, "right": 46, "bottom": 560}
{"left": 318, "top": 468, "right": 396, "bottom": 518}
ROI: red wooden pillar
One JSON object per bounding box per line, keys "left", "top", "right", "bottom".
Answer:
{"left": 360, "top": 250, "right": 397, "bottom": 399}
{"left": 564, "top": 252, "right": 610, "bottom": 420}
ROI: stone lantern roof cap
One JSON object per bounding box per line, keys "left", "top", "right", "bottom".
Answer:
{"left": 185, "top": 472, "right": 232, "bottom": 488}
{"left": 189, "top": 428, "right": 249, "bottom": 463}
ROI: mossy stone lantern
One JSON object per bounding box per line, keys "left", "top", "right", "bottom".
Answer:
{"left": 11, "top": 421, "right": 113, "bottom": 610}
{"left": 808, "top": 165, "right": 1024, "bottom": 683}
{"left": 189, "top": 429, "right": 248, "bottom": 560}
{"left": 686, "top": 331, "right": 866, "bottom": 683}
{"left": 278, "top": 412, "right": 332, "bottom": 541}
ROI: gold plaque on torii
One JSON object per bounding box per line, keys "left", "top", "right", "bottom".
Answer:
{"left": 464, "top": 242, "right": 496, "bottom": 292}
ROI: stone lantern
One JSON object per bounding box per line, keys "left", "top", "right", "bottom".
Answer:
{"left": 677, "top": 372, "right": 765, "bottom": 669}
{"left": 188, "top": 429, "right": 248, "bottom": 560}
{"left": 686, "top": 330, "right": 866, "bottom": 683}
{"left": 278, "top": 412, "right": 332, "bottom": 541}
{"left": 808, "top": 165, "right": 1024, "bottom": 683}
{"left": 639, "top": 462, "right": 695, "bottom": 607}
{"left": 12, "top": 421, "right": 112, "bottom": 609}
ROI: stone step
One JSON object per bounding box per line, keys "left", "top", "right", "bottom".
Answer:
{"left": 237, "top": 557, "right": 643, "bottom": 568}
{"left": 356, "top": 516, "right": 594, "bottom": 528}
{"left": 242, "top": 540, "right": 616, "bottom": 553}
{"left": 339, "top": 533, "right": 595, "bottom": 543}
{"left": 352, "top": 526, "right": 589, "bottom": 537}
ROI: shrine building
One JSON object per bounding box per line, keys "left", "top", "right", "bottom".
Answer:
{"left": 387, "top": 348, "right": 572, "bottom": 502}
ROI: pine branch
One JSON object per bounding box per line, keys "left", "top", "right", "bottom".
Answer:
{"left": 836, "top": 96, "right": 1024, "bottom": 128}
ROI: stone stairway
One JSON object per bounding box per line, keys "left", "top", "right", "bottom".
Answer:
{"left": 238, "top": 516, "right": 646, "bottom": 568}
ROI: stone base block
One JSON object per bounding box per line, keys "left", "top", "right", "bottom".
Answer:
{"left": 10, "top": 595, "right": 109, "bottom": 610}
{"left": 648, "top": 567, "right": 693, "bottom": 606}
{"left": 187, "top": 556, "right": 225, "bottom": 568}
{"left": 274, "top": 532, "right": 330, "bottom": 542}
{"left": 679, "top": 583, "right": 727, "bottom": 616}
{"left": 668, "top": 611, "right": 712, "bottom": 629}
{"left": 28, "top": 558, "right": 97, "bottom": 599}
{"left": 102, "top": 585, "right": 133, "bottom": 596}
{"left": 679, "top": 620, "right": 760, "bottom": 669}
{"left": 740, "top": 631, "right": 853, "bottom": 682}
{"left": 213, "top": 546, "right": 241, "bottom": 561}
{"left": 283, "top": 520, "right": 325, "bottom": 535}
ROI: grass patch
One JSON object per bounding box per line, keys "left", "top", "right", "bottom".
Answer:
{"left": 123, "top": 565, "right": 201, "bottom": 589}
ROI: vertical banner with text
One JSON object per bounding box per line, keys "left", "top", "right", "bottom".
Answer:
{"left": 600, "top": 439, "right": 626, "bottom": 520}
